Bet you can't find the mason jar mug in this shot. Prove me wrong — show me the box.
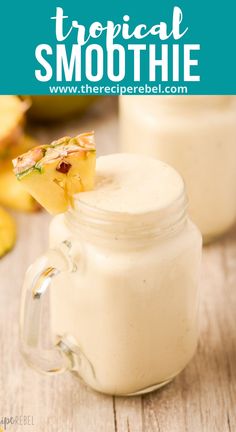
[20,154,202,396]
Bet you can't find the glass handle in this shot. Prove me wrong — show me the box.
[20,240,76,375]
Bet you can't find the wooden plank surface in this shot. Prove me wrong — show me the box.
[0,97,236,431]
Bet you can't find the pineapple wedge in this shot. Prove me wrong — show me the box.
[13,132,96,214]
[0,206,16,258]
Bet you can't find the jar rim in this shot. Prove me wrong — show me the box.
[65,188,188,240]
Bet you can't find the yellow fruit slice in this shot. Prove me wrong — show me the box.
[0,207,16,258]
[0,96,27,158]
[13,131,96,214]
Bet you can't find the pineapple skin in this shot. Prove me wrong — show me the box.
[13,132,96,214]
[0,207,16,258]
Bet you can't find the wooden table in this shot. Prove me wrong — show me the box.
[0,97,235,432]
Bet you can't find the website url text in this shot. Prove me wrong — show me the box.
[49,84,188,95]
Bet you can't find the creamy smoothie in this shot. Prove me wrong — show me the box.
[49,154,202,395]
[120,96,236,242]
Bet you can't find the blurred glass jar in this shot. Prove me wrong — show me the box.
[120,96,236,243]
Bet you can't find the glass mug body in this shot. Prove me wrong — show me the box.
[120,95,236,243]
[21,190,202,396]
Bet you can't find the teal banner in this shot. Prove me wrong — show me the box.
[0,0,235,94]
